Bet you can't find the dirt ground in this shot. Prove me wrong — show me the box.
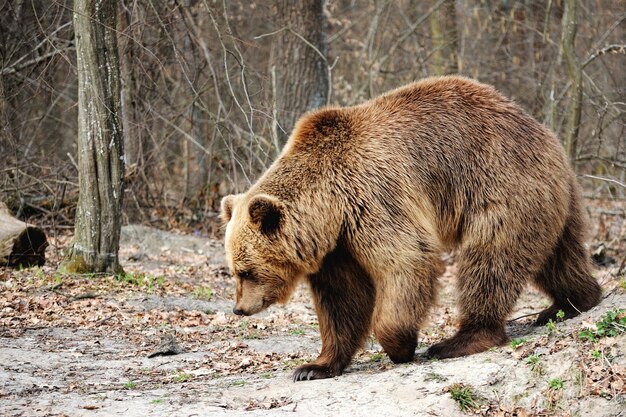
[1,225,625,417]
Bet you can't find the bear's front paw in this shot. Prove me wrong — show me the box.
[293,363,339,382]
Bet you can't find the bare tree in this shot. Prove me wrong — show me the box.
[561,0,583,166]
[1,1,624,232]
[272,0,329,146]
[61,0,124,274]
[117,2,140,173]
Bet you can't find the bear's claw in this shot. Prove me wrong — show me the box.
[292,364,337,382]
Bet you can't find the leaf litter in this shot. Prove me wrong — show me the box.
[0,224,625,416]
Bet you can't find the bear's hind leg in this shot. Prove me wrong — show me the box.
[427,244,527,359]
[533,193,602,325]
[294,246,375,381]
[372,261,438,364]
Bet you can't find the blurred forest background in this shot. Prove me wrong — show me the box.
[0,0,624,242]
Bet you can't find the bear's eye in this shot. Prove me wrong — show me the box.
[238,270,255,282]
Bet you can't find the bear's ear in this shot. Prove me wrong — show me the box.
[248,194,283,235]
[220,194,239,223]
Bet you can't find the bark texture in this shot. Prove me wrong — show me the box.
[273,0,329,146]
[428,0,458,75]
[63,0,124,273]
[561,0,582,166]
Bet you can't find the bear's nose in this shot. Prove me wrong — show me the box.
[233,307,245,316]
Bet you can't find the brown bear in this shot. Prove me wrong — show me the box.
[220,76,602,381]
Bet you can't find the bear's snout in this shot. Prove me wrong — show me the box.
[232,307,247,316]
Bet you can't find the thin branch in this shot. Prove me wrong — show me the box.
[0,20,72,72]
[376,0,446,70]
[582,44,626,69]
[555,9,626,103]
[253,27,288,40]
[508,312,540,322]
[254,26,334,103]
[152,112,212,156]
[177,0,226,114]
[577,155,626,170]
[0,47,75,76]
[581,175,626,189]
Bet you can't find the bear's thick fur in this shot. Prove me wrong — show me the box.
[221,76,602,381]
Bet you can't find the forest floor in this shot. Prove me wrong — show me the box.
[1,223,625,417]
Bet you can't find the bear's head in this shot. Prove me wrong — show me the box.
[221,193,305,316]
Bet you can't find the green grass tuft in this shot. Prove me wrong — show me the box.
[173,372,193,383]
[510,338,526,349]
[548,377,564,390]
[123,380,137,390]
[448,383,481,412]
[525,354,545,376]
[193,286,213,300]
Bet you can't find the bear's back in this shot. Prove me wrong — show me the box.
[363,76,561,158]
[288,77,565,170]
[271,76,573,247]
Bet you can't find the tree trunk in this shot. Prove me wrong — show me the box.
[428,0,458,75]
[0,75,7,159]
[118,2,140,172]
[182,0,208,201]
[186,101,208,201]
[561,0,582,167]
[0,202,47,267]
[273,0,329,147]
[61,0,124,274]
